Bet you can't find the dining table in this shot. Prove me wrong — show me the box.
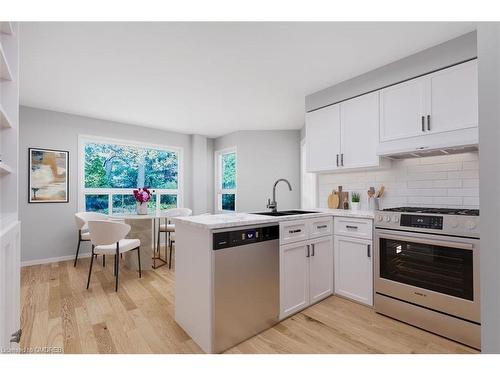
[109,212,168,270]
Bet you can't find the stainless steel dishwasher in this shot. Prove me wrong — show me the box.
[212,224,280,353]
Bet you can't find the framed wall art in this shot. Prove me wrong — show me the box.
[29,148,69,203]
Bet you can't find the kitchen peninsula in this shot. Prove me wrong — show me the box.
[173,209,374,353]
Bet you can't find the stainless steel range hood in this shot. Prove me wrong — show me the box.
[376,127,479,159]
[382,145,479,160]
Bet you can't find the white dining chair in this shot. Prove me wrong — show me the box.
[74,212,109,267]
[86,220,141,292]
[158,208,192,269]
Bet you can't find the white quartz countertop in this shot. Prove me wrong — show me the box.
[171,208,374,230]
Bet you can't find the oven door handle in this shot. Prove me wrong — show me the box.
[379,233,474,251]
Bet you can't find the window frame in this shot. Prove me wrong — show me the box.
[78,134,184,215]
[214,147,237,213]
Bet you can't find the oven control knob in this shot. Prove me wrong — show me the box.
[376,215,383,222]
[385,216,391,222]
[466,220,477,230]
[393,216,399,223]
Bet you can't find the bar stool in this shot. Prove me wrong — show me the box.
[157,208,192,269]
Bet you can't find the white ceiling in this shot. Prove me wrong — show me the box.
[20,22,476,137]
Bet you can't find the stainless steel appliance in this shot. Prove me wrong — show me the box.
[212,224,279,353]
[374,207,480,349]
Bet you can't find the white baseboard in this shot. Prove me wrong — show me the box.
[21,252,93,267]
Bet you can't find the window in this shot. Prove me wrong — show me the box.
[215,148,237,212]
[79,136,182,214]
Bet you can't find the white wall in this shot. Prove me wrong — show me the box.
[478,23,500,354]
[317,152,479,210]
[306,31,477,111]
[19,106,194,264]
[191,135,214,215]
[214,130,301,212]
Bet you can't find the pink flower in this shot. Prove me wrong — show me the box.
[133,188,152,203]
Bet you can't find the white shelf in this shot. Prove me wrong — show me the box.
[0,41,13,81]
[0,104,13,129]
[0,162,13,176]
[0,22,14,36]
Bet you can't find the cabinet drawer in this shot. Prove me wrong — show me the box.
[334,217,373,240]
[280,220,309,245]
[309,217,333,239]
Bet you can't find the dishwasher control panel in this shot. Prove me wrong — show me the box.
[213,225,279,250]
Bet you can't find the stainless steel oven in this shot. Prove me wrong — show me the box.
[373,208,480,349]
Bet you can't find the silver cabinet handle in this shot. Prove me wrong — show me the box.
[306,245,310,258]
[421,116,425,132]
[311,243,315,257]
[341,153,344,166]
[10,329,22,343]
[427,115,431,131]
[367,244,371,258]
[289,229,301,234]
[346,225,358,230]
[317,225,327,229]
[336,154,339,167]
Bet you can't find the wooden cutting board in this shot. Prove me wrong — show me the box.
[328,191,339,209]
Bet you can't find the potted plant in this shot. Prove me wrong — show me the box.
[351,192,361,211]
[133,188,152,215]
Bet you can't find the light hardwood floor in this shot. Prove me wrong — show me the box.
[20,257,478,354]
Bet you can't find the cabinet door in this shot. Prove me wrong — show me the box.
[428,60,478,134]
[340,92,380,168]
[334,235,373,306]
[0,223,21,350]
[305,104,341,172]
[379,77,427,142]
[309,236,334,304]
[280,241,310,319]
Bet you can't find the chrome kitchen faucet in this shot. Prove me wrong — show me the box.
[267,178,292,212]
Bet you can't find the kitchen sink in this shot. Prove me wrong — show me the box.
[253,210,320,217]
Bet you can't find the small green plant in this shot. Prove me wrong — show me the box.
[351,192,360,203]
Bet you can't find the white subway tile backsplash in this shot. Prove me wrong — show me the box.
[463,197,480,206]
[447,170,479,179]
[447,188,479,197]
[463,179,480,188]
[463,160,480,170]
[405,171,448,181]
[434,197,463,206]
[407,162,461,173]
[317,152,479,210]
[432,179,462,188]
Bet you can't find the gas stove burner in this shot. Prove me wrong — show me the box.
[382,207,479,216]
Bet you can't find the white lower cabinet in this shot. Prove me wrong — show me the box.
[280,235,333,319]
[309,236,334,304]
[334,235,373,306]
[0,222,21,351]
[280,241,310,318]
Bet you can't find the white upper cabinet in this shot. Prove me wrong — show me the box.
[306,104,341,172]
[341,92,380,168]
[379,60,478,144]
[379,76,428,142]
[428,60,478,134]
[306,92,384,173]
